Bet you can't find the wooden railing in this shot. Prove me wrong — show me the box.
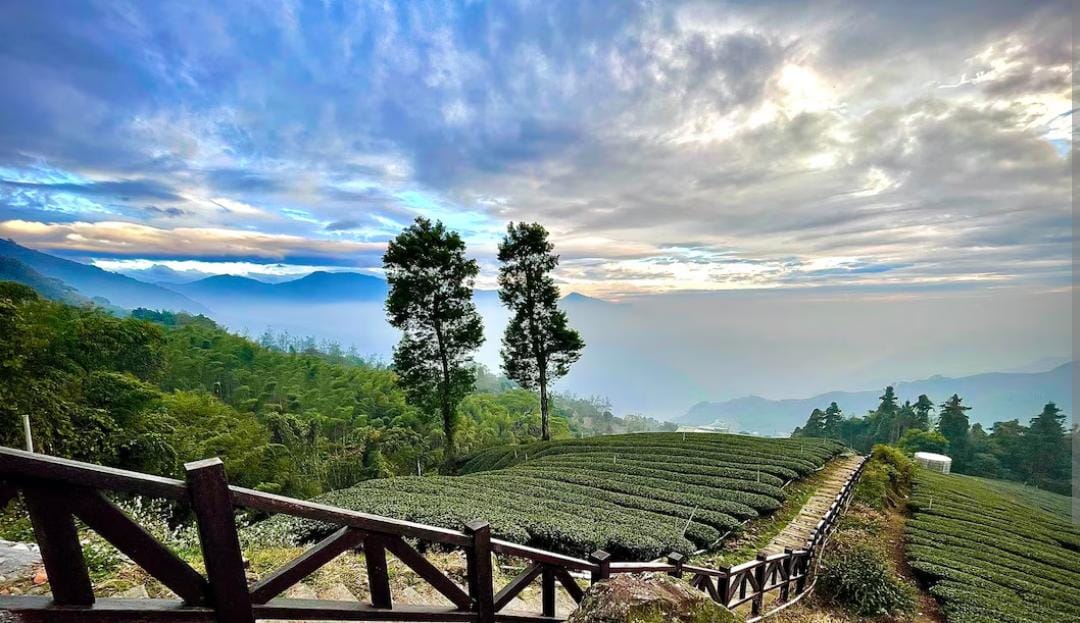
[0,447,866,622]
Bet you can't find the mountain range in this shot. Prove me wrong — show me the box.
[677,362,1074,434]
[0,239,207,313]
[169,271,388,303]
[0,239,1072,432]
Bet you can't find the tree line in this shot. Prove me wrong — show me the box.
[0,276,647,498]
[384,218,584,459]
[792,386,1073,494]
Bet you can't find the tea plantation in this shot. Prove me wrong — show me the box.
[265,433,844,559]
[905,470,1080,623]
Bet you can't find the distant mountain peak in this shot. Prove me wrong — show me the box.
[0,239,207,313]
[173,269,387,304]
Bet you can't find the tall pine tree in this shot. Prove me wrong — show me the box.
[384,217,484,459]
[937,394,971,464]
[823,402,843,439]
[497,222,584,441]
[912,394,935,430]
[1026,402,1068,490]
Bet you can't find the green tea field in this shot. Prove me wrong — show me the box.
[905,470,1080,623]
[267,433,845,559]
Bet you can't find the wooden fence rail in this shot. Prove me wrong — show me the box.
[0,447,866,622]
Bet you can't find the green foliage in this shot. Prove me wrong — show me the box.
[897,428,949,455]
[384,217,485,458]
[817,534,917,617]
[793,385,1072,495]
[905,471,1080,623]
[497,222,584,440]
[0,286,167,465]
[937,394,970,464]
[0,287,435,497]
[261,433,844,559]
[854,445,914,510]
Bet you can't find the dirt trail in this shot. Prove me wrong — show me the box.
[761,455,863,555]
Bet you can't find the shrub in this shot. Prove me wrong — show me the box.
[855,444,914,510]
[817,537,916,617]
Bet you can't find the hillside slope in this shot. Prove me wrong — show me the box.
[905,471,1079,623]
[0,239,206,312]
[0,257,88,305]
[262,434,845,559]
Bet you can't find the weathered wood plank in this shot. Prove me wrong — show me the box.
[0,447,186,500]
[249,526,366,604]
[384,536,471,610]
[551,568,583,604]
[541,567,555,618]
[229,486,471,547]
[364,534,393,609]
[0,596,213,622]
[71,490,209,605]
[493,563,542,611]
[465,520,496,623]
[22,486,94,606]
[185,458,254,623]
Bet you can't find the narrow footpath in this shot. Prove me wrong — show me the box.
[761,455,863,555]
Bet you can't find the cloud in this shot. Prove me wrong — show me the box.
[0,1,1070,296]
[0,219,384,263]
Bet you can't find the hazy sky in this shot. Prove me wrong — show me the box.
[0,1,1071,299]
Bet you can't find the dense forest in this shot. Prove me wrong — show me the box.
[0,281,669,498]
[792,386,1073,494]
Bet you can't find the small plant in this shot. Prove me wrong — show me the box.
[816,537,916,617]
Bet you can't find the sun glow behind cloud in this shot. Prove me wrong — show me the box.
[0,1,1069,298]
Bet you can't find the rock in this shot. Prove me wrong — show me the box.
[284,583,318,599]
[396,586,426,605]
[116,585,149,599]
[318,583,357,602]
[567,573,738,623]
[30,568,46,586]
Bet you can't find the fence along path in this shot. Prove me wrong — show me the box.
[0,446,865,622]
[763,455,864,555]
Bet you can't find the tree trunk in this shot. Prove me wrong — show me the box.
[539,366,550,441]
[432,308,454,461]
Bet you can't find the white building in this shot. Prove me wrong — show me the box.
[914,452,952,474]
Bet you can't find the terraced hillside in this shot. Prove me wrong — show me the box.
[905,470,1080,623]
[267,433,845,560]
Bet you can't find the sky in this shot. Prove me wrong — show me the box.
[0,0,1072,299]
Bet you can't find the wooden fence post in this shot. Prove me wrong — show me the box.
[185,458,255,623]
[364,534,393,609]
[541,566,556,617]
[23,487,94,606]
[465,520,495,623]
[589,550,611,583]
[715,565,731,607]
[779,548,793,601]
[666,552,684,578]
[751,552,767,616]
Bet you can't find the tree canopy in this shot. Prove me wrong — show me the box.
[384,217,485,458]
[497,222,585,440]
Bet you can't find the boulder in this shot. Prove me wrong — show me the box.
[567,573,738,623]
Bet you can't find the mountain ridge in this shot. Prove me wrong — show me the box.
[0,239,208,313]
[170,270,388,303]
[677,362,1074,435]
